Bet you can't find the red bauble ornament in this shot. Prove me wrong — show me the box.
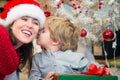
[80,29,87,37]
[98,5,102,9]
[44,11,51,17]
[103,30,114,41]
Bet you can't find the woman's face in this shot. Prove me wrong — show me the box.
[11,16,40,45]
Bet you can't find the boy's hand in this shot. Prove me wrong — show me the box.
[105,68,113,75]
[44,71,55,80]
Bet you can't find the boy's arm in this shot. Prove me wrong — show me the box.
[29,55,42,80]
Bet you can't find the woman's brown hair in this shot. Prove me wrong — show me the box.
[6,25,33,74]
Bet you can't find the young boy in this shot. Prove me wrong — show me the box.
[29,16,112,80]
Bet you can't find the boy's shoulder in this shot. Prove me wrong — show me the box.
[60,50,86,60]
[34,52,43,56]
[65,50,85,56]
[32,52,44,61]
[33,51,47,58]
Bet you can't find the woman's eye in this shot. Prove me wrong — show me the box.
[33,21,39,25]
[21,17,27,21]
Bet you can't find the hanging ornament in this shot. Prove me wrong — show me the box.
[102,29,114,41]
[80,29,87,37]
[56,0,64,8]
[44,11,51,17]
[98,1,103,9]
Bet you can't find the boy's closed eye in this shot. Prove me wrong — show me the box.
[39,28,46,33]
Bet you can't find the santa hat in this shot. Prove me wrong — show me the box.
[0,0,46,28]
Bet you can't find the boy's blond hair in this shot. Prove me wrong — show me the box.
[45,16,80,51]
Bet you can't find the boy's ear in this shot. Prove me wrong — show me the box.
[52,40,60,46]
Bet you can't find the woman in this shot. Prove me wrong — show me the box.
[0,0,46,80]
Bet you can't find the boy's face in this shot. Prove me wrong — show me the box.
[37,24,53,48]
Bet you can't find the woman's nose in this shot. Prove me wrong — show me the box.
[26,20,33,28]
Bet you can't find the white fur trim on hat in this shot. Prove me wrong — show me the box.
[0,18,6,26]
[5,4,46,28]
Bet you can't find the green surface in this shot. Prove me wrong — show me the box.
[57,74,118,80]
